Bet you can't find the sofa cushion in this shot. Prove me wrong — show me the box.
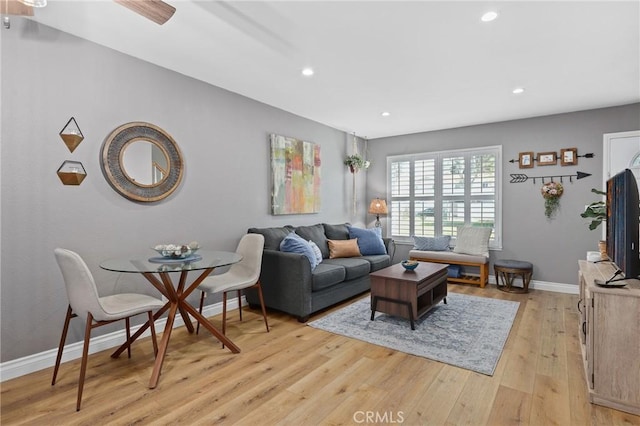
[453,225,492,257]
[323,223,350,240]
[348,226,387,255]
[248,225,294,251]
[295,224,329,259]
[413,235,451,251]
[310,263,346,292]
[361,254,391,272]
[280,232,318,270]
[322,258,370,280]
[328,239,361,258]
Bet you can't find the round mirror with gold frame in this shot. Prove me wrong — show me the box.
[101,122,184,202]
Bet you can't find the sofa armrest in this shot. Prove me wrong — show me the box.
[383,238,396,262]
[256,249,313,318]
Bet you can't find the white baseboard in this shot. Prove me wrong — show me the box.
[529,280,579,294]
[487,275,579,294]
[0,298,241,383]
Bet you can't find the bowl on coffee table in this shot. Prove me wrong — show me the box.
[401,260,419,271]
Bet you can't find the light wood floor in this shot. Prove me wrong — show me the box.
[2,285,640,425]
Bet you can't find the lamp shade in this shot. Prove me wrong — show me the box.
[368,198,388,215]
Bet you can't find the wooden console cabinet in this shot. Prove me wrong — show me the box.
[578,260,640,415]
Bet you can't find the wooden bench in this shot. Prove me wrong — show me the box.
[408,250,489,288]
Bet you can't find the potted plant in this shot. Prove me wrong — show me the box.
[581,188,607,259]
[580,188,606,230]
[344,154,367,173]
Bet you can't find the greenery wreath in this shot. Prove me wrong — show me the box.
[541,181,564,218]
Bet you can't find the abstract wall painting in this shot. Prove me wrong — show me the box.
[270,134,321,215]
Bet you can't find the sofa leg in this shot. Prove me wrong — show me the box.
[297,315,309,323]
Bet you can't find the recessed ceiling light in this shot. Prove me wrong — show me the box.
[381,111,391,117]
[512,87,525,94]
[481,11,498,22]
[301,67,314,77]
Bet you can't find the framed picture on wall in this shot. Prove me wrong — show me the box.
[561,147,578,166]
[270,134,321,215]
[518,152,534,169]
[537,152,557,166]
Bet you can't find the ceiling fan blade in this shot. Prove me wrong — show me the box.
[114,0,175,25]
[1,0,34,16]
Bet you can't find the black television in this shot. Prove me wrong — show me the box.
[605,168,640,282]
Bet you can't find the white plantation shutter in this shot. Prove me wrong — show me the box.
[388,146,502,249]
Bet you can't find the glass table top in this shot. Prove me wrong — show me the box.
[100,249,242,273]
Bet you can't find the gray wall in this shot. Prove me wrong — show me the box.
[2,18,638,364]
[0,20,368,362]
[367,103,640,284]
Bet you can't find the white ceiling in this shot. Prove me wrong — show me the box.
[24,0,640,139]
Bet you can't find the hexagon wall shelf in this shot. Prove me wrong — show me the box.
[57,161,86,185]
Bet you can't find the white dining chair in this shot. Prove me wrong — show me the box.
[196,234,269,338]
[52,248,165,411]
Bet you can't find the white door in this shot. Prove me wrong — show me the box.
[604,130,640,187]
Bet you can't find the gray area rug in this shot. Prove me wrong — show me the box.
[308,293,519,375]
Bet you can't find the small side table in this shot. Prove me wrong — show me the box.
[494,259,533,293]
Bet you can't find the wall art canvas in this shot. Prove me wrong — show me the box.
[270,134,321,215]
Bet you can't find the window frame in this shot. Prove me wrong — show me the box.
[386,145,502,250]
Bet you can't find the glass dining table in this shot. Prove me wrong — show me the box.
[100,249,242,388]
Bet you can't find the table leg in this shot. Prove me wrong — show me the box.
[111,271,171,358]
[181,302,241,353]
[149,300,179,389]
[370,295,415,330]
[370,296,379,321]
[113,267,240,388]
[162,271,194,333]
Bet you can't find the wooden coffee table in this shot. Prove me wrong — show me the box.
[370,262,449,330]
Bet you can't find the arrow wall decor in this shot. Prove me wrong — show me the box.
[509,171,592,184]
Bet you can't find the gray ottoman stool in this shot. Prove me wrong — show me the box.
[494,259,533,293]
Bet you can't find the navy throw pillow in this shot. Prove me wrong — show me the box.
[347,226,387,256]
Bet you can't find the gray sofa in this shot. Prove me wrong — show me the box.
[245,223,395,322]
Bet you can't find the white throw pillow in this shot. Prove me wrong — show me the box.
[308,240,323,264]
[453,226,492,257]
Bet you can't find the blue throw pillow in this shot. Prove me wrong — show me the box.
[413,235,451,251]
[347,226,387,256]
[280,232,318,270]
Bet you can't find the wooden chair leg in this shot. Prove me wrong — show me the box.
[255,281,269,333]
[222,292,228,336]
[52,305,74,386]
[196,291,205,335]
[221,292,228,349]
[77,314,93,411]
[148,311,158,357]
[125,318,131,359]
[237,290,242,321]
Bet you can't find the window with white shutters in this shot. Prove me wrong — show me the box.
[387,146,502,249]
